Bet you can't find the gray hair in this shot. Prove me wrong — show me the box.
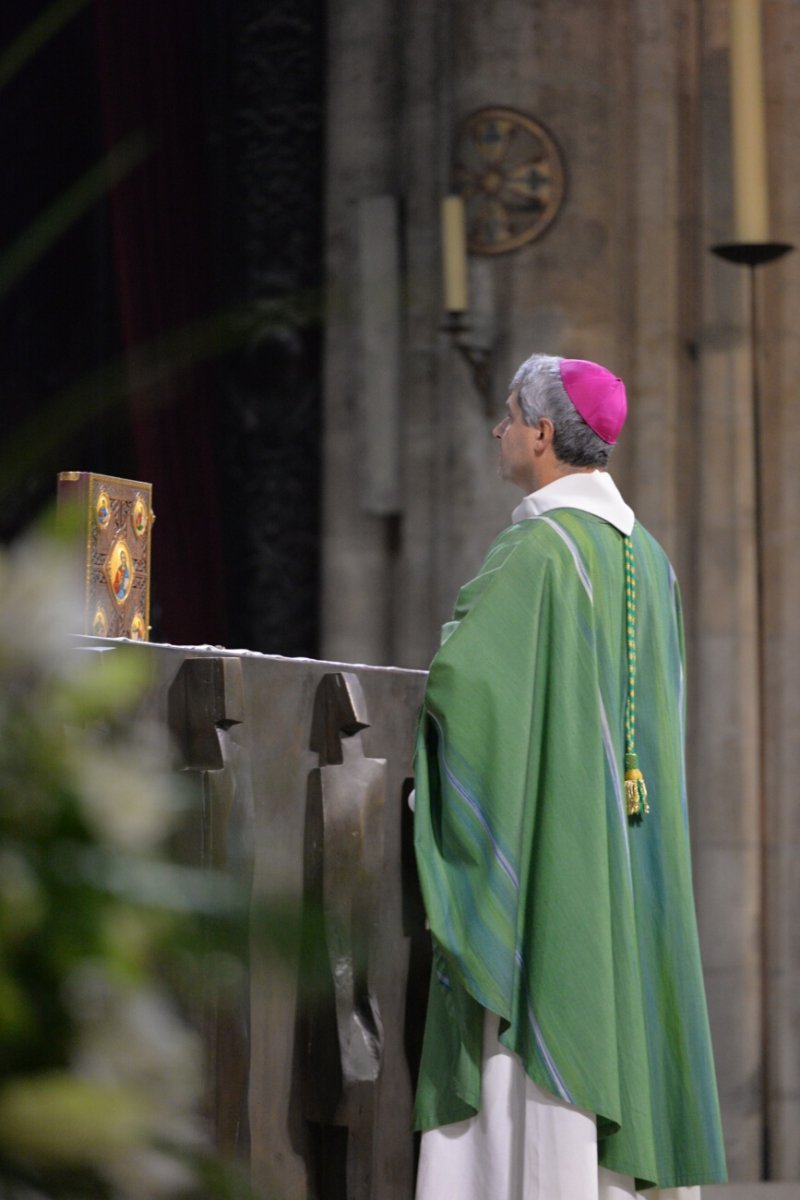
[511,353,611,468]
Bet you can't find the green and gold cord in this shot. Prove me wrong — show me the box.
[623,535,649,817]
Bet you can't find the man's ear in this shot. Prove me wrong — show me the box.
[536,416,555,448]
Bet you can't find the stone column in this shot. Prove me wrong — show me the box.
[757,1,800,1178]
[323,0,407,667]
[692,1,800,1179]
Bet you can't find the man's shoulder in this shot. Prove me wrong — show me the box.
[494,510,679,591]
[511,509,672,560]
[480,511,614,595]
[498,508,621,557]
[630,521,679,586]
[485,514,578,566]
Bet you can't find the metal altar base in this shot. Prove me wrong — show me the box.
[77,635,428,1200]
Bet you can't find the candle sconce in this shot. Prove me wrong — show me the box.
[711,242,793,268]
[441,310,496,416]
[440,192,496,414]
[440,108,567,415]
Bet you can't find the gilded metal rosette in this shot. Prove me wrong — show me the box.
[454,107,566,255]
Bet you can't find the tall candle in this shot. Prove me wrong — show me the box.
[441,195,468,313]
[730,0,769,242]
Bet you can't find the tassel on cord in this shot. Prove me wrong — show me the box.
[623,537,650,818]
[624,752,649,818]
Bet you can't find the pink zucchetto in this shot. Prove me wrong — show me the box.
[559,358,627,445]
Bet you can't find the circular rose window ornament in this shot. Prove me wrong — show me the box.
[455,107,566,256]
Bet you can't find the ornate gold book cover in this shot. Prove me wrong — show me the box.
[57,471,155,641]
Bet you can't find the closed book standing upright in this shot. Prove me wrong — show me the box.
[57,471,155,641]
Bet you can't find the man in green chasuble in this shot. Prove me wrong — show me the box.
[412,354,726,1200]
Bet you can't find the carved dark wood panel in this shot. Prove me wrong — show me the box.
[203,0,326,658]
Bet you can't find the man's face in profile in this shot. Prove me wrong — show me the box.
[492,388,539,492]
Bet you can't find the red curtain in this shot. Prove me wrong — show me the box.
[93,1,227,646]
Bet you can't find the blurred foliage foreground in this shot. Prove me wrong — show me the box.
[0,531,264,1200]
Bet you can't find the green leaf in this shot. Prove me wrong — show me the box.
[0,131,150,303]
[0,0,90,91]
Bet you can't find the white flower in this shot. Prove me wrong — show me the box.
[103,1144,198,1199]
[0,538,83,675]
[67,971,207,1198]
[72,981,203,1128]
[68,724,182,853]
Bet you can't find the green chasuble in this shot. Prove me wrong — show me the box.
[413,509,727,1190]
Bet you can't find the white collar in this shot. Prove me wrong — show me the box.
[511,470,635,535]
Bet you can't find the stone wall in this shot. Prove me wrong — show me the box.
[322,0,800,1181]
